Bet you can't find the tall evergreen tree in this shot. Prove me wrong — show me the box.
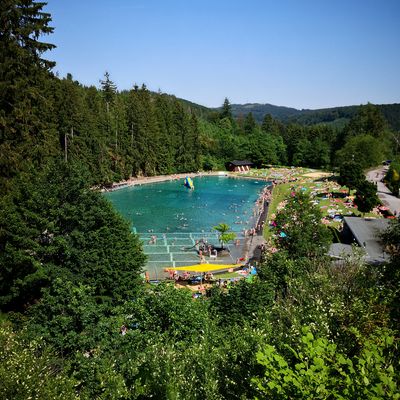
[243,112,257,135]
[0,162,145,311]
[173,101,193,172]
[220,97,233,121]
[154,94,176,174]
[100,71,117,114]
[345,103,388,138]
[261,114,281,136]
[52,75,85,163]
[0,0,57,192]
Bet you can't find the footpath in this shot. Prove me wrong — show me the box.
[367,167,400,216]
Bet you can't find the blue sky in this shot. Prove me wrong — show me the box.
[45,0,400,109]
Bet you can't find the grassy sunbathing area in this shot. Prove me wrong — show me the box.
[239,167,385,240]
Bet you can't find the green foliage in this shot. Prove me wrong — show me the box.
[354,179,380,214]
[27,279,110,355]
[0,323,78,399]
[245,130,287,167]
[336,134,388,169]
[0,162,145,310]
[213,222,236,248]
[345,103,388,138]
[210,279,274,325]
[338,160,365,193]
[384,160,400,196]
[273,191,332,258]
[254,327,399,399]
[382,218,400,260]
[381,218,400,326]
[121,283,209,343]
[100,71,117,109]
[266,251,393,351]
[0,0,57,191]
[220,97,233,121]
[258,251,297,297]
[243,112,257,135]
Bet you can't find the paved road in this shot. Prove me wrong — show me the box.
[367,166,400,216]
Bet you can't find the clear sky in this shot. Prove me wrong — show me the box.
[45,0,400,109]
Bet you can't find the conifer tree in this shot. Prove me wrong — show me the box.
[220,97,233,121]
[261,114,281,136]
[243,112,257,135]
[0,0,57,192]
[100,71,117,114]
[53,75,84,163]
[154,95,176,174]
[0,162,145,311]
[173,101,193,172]
[345,103,388,138]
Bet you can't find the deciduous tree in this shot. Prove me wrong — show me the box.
[354,179,380,214]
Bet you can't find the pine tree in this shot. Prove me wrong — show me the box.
[173,101,193,172]
[345,103,388,138]
[0,161,146,311]
[100,71,117,114]
[261,114,281,136]
[154,94,176,174]
[52,75,84,163]
[0,0,57,192]
[243,112,257,135]
[220,97,233,121]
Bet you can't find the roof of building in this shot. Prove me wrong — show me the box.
[343,217,390,264]
[228,160,254,166]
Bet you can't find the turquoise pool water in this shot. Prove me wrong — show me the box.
[105,176,268,234]
[104,176,270,277]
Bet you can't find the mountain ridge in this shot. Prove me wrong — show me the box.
[206,101,400,130]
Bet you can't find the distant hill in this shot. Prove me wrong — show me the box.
[229,103,302,121]
[380,104,400,131]
[223,102,400,131]
[177,97,211,118]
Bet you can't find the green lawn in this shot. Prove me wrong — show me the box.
[263,182,291,239]
[259,168,382,239]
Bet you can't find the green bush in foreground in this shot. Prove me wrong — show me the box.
[254,327,399,400]
[0,162,145,311]
[0,324,77,399]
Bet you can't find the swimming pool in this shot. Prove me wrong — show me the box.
[105,175,270,277]
[105,176,268,233]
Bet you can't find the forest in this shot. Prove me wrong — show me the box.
[1,1,399,398]
[227,102,400,131]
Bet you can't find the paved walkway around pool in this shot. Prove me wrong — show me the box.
[367,167,400,216]
[246,234,266,264]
